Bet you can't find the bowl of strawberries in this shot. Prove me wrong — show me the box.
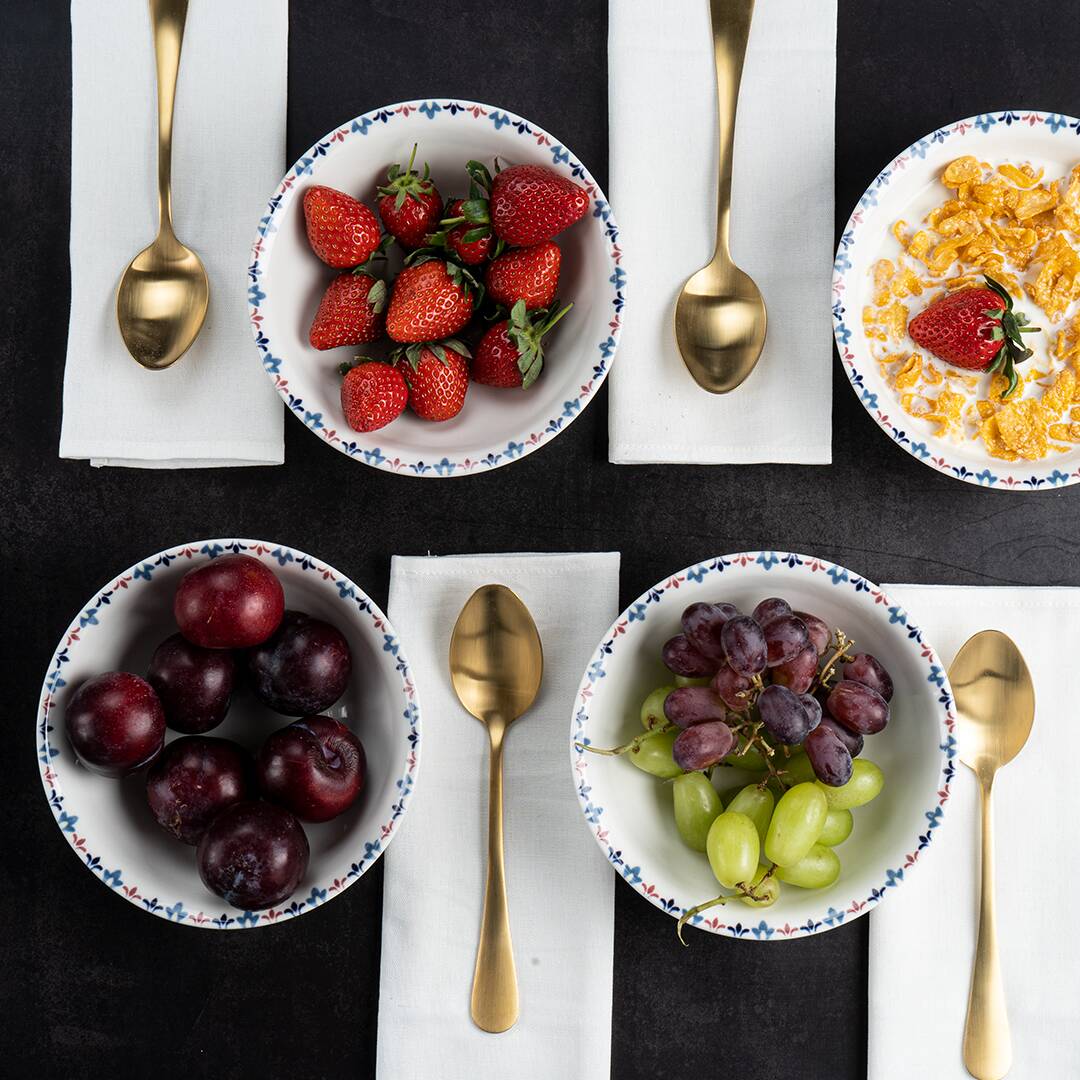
[249,99,623,476]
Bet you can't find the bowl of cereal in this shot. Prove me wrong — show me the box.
[834,110,1080,490]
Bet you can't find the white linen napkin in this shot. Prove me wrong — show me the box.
[61,0,286,468]
[869,585,1080,1079]
[607,0,836,464]
[377,553,619,1080]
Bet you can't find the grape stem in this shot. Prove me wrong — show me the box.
[574,723,673,757]
[813,628,856,693]
[676,868,779,946]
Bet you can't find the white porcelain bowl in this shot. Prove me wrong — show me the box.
[250,99,623,477]
[37,540,420,929]
[571,552,955,940]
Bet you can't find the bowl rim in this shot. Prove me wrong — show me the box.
[248,97,624,478]
[832,108,1080,492]
[570,550,956,940]
[36,538,421,930]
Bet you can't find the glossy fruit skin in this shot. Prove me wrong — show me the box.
[819,713,864,757]
[247,610,352,716]
[147,633,236,734]
[396,344,469,421]
[763,614,810,667]
[662,686,727,728]
[672,772,722,851]
[257,716,366,823]
[472,321,525,388]
[302,186,380,268]
[827,679,890,735]
[377,185,442,249]
[672,720,735,771]
[721,615,768,677]
[842,653,894,701]
[443,200,494,265]
[174,554,285,650]
[66,672,166,777]
[385,261,473,343]
[340,361,409,433]
[309,272,386,350]
[681,601,738,664]
[484,241,560,310]
[197,801,309,910]
[771,642,818,694]
[803,723,854,787]
[146,736,254,844]
[662,634,715,678]
[796,611,831,655]
[711,663,753,711]
[908,285,1009,371]
[757,683,815,744]
[490,164,589,246]
[627,728,682,779]
[751,597,792,627]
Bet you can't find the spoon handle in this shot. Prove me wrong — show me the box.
[707,0,755,259]
[963,777,1012,1079]
[148,0,189,236]
[471,722,518,1033]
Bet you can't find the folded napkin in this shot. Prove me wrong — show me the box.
[378,553,619,1080]
[607,0,836,464]
[60,0,286,468]
[869,585,1080,1079]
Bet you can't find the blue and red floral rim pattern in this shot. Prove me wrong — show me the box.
[37,540,421,930]
[572,552,956,940]
[249,99,624,476]
[833,109,1080,491]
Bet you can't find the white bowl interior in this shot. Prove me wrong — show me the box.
[39,541,417,926]
[256,103,618,471]
[837,112,1080,487]
[574,556,951,937]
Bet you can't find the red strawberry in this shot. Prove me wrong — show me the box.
[472,300,572,389]
[394,340,470,421]
[485,242,560,310]
[340,361,408,432]
[303,185,380,268]
[440,199,495,265]
[377,145,443,249]
[385,258,477,343]
[908,274,1037,397]
[450,161,589,247]
[309,271,387,350]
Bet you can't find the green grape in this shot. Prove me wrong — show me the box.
[706,811,760,888]
[774,843,841,889]
[819,808,853,846]
[627,728,683,779]
[818,758,884,810]
[721,744,768,771]
[765,782,828,867]
[674,674,711,688]
[672,773,722,852]
[640,685,677,731]
[739,864,780,908]
[782,752,816,785]
[725,784,775,857]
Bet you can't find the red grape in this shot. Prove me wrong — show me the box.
[827,680,889,735]
[757,684,815,744]
[820,713,863,757]
[771,643,818,693]
[711,663,753,711]
[681,602,738,663]
[663,686,727,728]
[662,634,716,678]
[799,692,823,733]
[752,597,792,627]
[795,611,831,655]
[842,652,894,702]
[804,723,854,786]
[721,616,767,677]
[764,614,810,667]
[672,721,735,771]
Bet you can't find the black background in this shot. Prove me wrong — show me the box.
[3,2,1078,1077]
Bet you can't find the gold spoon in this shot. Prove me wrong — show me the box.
[449,585,543,1034]
[674,0,766,393]
[117,0,208,370]
[949,630,1035,1080]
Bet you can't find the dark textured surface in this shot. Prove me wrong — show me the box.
[2,1,1078,1077]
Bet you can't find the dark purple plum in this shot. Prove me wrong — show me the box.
[661,634,716,678]
[257,716,365,823]
[771,643,818,693]
[680,602,739,663]
[147,633,236,734]
[146,736,254,844]
[66,672,165,778]
[764,614,810,667]
[175,554,284,650]
[804,724,854,786]
[197,801,309,910]
[247,611,352,716]
[757,684,815,745]
[827,680,890,735]
[751,597,792,628]
[711,664,753,711]
[672,721,735,771]
[842,653,894,702]
[795,611,831,656]
[820,713,864,757]
[663,686,727,729]
[721,616,767,677]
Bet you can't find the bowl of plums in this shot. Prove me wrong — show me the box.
[572,552,954,941]
[37,540,419,928]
